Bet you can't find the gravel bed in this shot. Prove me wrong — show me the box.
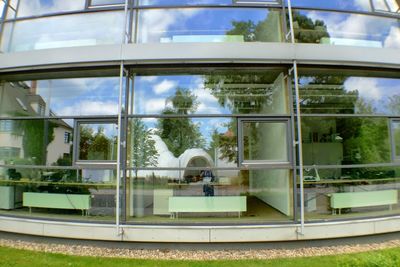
[1,238,400,260]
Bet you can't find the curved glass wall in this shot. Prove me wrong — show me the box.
[1,65,400,225]
[1,0,400,52]
[297,67,400,222]
[127,68,294,224]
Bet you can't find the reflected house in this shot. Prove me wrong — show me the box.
[0,81,72,165]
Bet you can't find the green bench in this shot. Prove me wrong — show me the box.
[330,190,398,215]
[168,196,247,218]
[23,192,91,215]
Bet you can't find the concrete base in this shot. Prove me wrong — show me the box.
[1,215,400,242]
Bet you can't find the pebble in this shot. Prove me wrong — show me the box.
[1,238,400,260]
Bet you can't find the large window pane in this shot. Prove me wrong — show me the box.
[291,0,372,12]
[138,8,283,43]
[0,166,116,221]
[297,69,400,115]
[301,117,391,165]
[242,121,288,163]
[0,119,73,166]
[16,0,85,18]
[0,73,120,117]
[128,117,237,168]
[77,122,118,162]
[1,11,124,52]
[292,9,400,48]
[301,166,400,221]
[132,69,288,115]
[127,168,293,224]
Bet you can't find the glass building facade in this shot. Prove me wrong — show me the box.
[0,0,399,241]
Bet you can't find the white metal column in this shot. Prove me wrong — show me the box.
[287,0,305,234]
[116,0,130,236]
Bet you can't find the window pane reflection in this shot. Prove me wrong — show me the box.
[302,166,400,221]
[291,0,371,12]
[138,8,283,43]
[0,166,116,221]
[302,117,391,165]
[127,168,293,223]
[1,11,124,52]
[0,76,120,117]
[78,122,118,161]
[293,9,400,48]
[127,118,237,168]
[16,0,85,18]
[0,119,73,166]
[139,0,232,6]
[298,69,400,115]
[133,70,288,115]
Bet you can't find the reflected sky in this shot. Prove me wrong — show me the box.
[134,75,230,115]
[138,8,281,43]
[299,75,400,115]
[291,0,371,11]
[17,0,85,18]
[2,11,124,52]
[36,78,120,117]
[295,9,400,48]
[139,0,232,6]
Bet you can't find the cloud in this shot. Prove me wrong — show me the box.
[153,79,177,95]
[384,27,400,49]
[139,9,200,43]
[144,98,168,113]
[18,0,85,17]
[344,77,382,100]
[139,76,158,83]
[57,100,118,116]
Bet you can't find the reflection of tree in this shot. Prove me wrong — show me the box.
[299,75,358,114]
[13,120,55,165]
[291,11,330,43]
[130,119,158,176]
[227,10,282,42]
[208,125,237,163]
[157,88,205,157]
[79,125,115,160]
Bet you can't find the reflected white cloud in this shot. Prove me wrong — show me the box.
[139,9,200,43]
[57,100,118,116]
[305,10,397,47]
[144,98,169,113]
[3,11,124,52]
[139,76,158,83]
[384,27,400,49]
[17,0,85,17]
[153,79,178,95]
[345,77,382,100]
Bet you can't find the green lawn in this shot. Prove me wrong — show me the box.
[0,245,400,267]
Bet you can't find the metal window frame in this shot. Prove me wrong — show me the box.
[73,118,119,166]
[390,118,400,162]
[237,117,293,168]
